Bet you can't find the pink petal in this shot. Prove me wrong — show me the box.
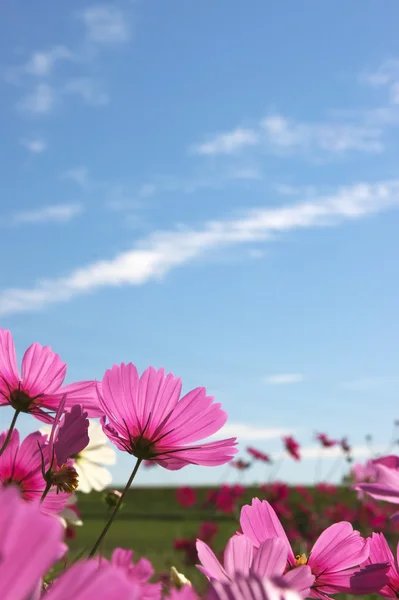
[161,388,227,445]
[136,366,182,436]
[283,565,315,596]
[55,405,89,466]
[0,429,21,480]
[350,563,391,595]
[0,486,64,600]
[208,574,302,600]
[45,560,140,600]
[100,363,140,432]
[251,538,288,578]
[196,540,229,583]
[240,498,295,564]
[21,343,66,397]
[0,328,20,397]
[156,438,237,469]
[224,535,253,578]
[58,380,103,417]
[309,522,369,574]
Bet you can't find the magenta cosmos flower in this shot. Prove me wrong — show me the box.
[283,436,301,461]
[98,363,237,469]
[197,534,314,597]
[104,548,161,600]
[0,327,101,423]
[0,429,69,514]
[240,498,373,599]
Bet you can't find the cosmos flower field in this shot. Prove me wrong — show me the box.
[1,326,399,599]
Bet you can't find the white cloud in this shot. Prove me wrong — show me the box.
[17,84,55,115]
[63,78,109,106]
[63,167,91,188]
[339,377,399,391]
[212,423,293,441]
[80,5,130,44]
[1,179,399,315]
[263,373,304,385]
[261,114,383,155]
[25,46,73,76]
[247,248,265,260]
[11,204,83,225]
[362,59,399,88]
[191,127,259,155]
[20,138,47,154]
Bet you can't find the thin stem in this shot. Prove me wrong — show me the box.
[325,456,342,482]
[314,450,323,483]
[88,458,142,558]
[268,455,284,483]
[40,481,52,503]
[0,410,20,456]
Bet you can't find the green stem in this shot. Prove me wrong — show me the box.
[0,410,20,456]
[88,458,142,558]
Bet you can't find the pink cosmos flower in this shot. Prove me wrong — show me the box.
[247,447,272,462]
[0,327,101,423]
[350,533,396,597]
[240,498,372,599]
[177,486,197,508]
[231,459,251,470]
[98,363,237,469]
[43,397,89,494]
[0,429,69,514]
[45,560,140,600]
[107,548,161,600]
[283,436,301,461]
[196,534,314,596]
[316,433,338,448]
[208,574,303,600]
[0,485,65,600]
[355,460,399,518]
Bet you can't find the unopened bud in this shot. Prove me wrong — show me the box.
[170,566,192,589]
[102,489,123,509]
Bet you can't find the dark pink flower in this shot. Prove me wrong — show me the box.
[247,447,271,463]
[199,522,219,543]
[283,436,300,461]
[98,364,237,469]
[176,486,196,508]
[0,328,101,423]
[231,459,251,470]
[108,548,161,600]
[316,433,338,448]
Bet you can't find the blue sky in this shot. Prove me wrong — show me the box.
[1,1,399,486]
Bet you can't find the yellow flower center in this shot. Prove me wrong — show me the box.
[295,553,308,566]
[51,464,79,494]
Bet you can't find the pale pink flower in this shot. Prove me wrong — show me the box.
[0,485,65,600]
[240,498,370,599]
[98,363,237,469]
[107,548,161,599]
[0,327,101,422]
[207,574,303,600]
[196,535,314,596]
[0,429,69,514]
[355,461,399,519]
[45,560,141,600]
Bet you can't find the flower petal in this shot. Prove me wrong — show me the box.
[196,540,229,583]
[0,328,20,399]
[21,343,66,397]
[224,535,253,578]
[309,522,369,574]
[251,538,288,578]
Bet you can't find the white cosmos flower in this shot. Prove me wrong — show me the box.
[59,493,83,527]
[74,420,116,493]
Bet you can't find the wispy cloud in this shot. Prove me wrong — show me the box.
[17,84,55,115]
[63,78,109,106]
[213,423,293,441]
[263,373,304,385]
[261,114,383,156]
[20,138,47,154]
[62,167,91,188]
[79,5,131,44]
[339,377,399,392]
[25,46,73,77]
[10,204,83,225]
[1,179,399,315]
[191,127,259,155]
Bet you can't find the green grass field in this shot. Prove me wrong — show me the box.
[68,486,381,597]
